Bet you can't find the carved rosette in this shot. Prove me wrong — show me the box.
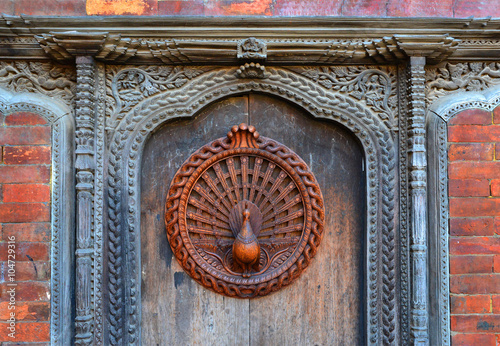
[165,124,324,298]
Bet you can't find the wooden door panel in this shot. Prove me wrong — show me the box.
[248,94,365,345]
[141,94,365,345]
[141,96,250,345]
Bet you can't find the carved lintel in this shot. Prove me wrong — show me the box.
[408,55,429,345]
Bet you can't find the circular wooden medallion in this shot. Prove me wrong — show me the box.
[165,124,325,298]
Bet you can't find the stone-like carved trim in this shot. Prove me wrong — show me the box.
[408,56,429,344]
[0,61,76,106]
[74,56,96,345]
[288,65,398,127]
[426,84,500,346]
[104,66,398,345]
[0,87,75,345]
[397,63,410,345]
[93,62,106,346]
[426,62,500,105]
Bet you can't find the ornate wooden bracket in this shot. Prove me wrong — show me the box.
[165,123,325,298]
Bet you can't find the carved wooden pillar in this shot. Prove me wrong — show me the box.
[74,56,96,345]
[408,55,429,345]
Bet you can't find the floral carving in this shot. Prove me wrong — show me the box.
[426,62,500,103]
[0,61,76,105]
[106,65,211,129]
[291,66,398,126]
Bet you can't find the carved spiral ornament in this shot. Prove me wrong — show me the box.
[165,123,325,298]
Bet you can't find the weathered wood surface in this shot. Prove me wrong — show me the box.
[141,94,365,345]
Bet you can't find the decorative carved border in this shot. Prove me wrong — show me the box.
[426,83,500,346]
[0,87,75,346]
[103,65,398,345]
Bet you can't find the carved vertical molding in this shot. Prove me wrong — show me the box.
[74,56,96,345]
[408,56,429,345]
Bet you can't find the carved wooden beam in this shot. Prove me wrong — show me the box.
[1,16,499,63]
[30,31,461,65]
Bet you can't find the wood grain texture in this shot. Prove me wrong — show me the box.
[248,93,365,345]
[141,93,365,345]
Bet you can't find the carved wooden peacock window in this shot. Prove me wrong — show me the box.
[165,123,325,298]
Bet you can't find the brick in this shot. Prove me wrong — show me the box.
[2,223,50,242]
[451,314,500,333]
[3,146,50,165]
[453,0,500,18]
[492,180,500,197]
[0,0,14,15]
[449,162,500,180]
[86,0,158,15]
[450,274,500,294]
[450,198,500,217]
[0,166,50,184]
[450,237,500,255]
[496,143,499,160]
[449,108,493,125]
[13,0,86,16]
[496,218,500,235]
[450,218,496,236]
[0,127,50,145]
[341,0,387,16]
[0,302,49,321]
[0,203,50,223]
[387,0,453,17]
[3,184,50,203]
[493,295,500,313]
[450,255,494,274]
[495,255,500,273]
[495,106,500,124]
[0,242,49,261]
[449,179,490,197]
[271,0,342,16]
[0,282,50,301]
[451,333,496,346]
[448,143,494,161]
[0,261,50,281]
[0,322,49,342]
[4,112,47,126]
[448,125,500,142]
[450,295,491,314]
[158,0,204,15]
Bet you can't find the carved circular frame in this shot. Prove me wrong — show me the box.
[165,127,325,298]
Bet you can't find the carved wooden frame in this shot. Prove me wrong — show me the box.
[4,17,500,346]
[0,87,75,345]
[103,65,398,345]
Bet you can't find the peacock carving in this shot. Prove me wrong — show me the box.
[165,123,325,298]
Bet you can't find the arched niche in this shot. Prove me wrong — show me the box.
[140,93,366,344]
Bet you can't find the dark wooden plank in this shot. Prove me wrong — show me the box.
[140,96,250,345]
[248,93,365,345]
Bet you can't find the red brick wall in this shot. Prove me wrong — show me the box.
[449,107,500,346]
[0,0,498,17]
[0,112,51,344]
